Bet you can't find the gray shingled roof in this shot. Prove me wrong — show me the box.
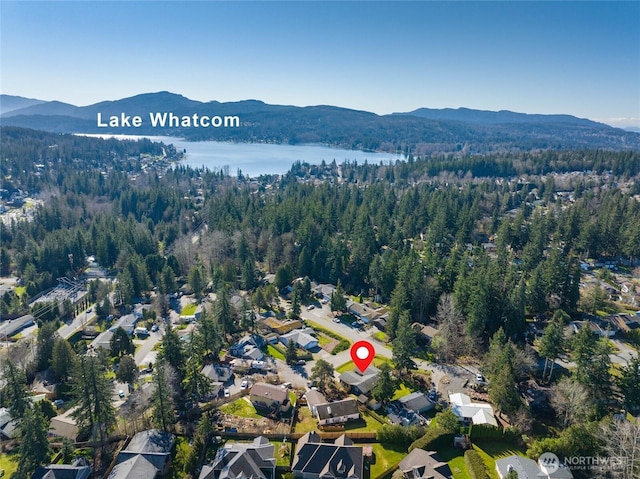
[316,399,359,421]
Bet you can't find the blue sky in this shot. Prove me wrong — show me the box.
[1,1,639,127]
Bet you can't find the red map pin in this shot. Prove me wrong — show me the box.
[350,340,375,372]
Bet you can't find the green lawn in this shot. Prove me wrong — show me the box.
[473,440,527,479]
[295,407,318,433]
[391,382,414,401]
[220,398,263,419]
[371,331,388,343]
[170,436,192,479]
[344,410,385,432]
[267,344,285,361]
[181,303,197,316]
[336,356,391,374]
[438,446,471,479]
[369,443,407,479]
[0,452,19,478]
[275,441,292,467]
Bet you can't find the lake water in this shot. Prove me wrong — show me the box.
[80,134,405,177]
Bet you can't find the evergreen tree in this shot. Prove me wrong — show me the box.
[392,311,417,372]
[1,359,30,420]
[215,285,235,335]
[290,285,301,319]
[618,355,640,412]
[116,355,138,385]
[110,326,135,357]
[371,363,396,404]
[36,321,58,371]
[188,264,206,299]
[330,279,347,313]
[51,338,76,381]
[159,323,185,379]
[285,339,298,365]
[16,406,51,477]
[71,354,116,454]
[310,359,335,393]
[538,314,565,382]
[152,361,177,432]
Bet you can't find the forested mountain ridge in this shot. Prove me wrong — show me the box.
[2,92,639,153]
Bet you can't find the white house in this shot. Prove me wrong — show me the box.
[449,393,498,427]
[280,329,319,350]
[315,399,360,426]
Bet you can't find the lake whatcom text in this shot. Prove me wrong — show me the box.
[97,112,241,128]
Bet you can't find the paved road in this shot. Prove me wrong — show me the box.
[58,307,97,340]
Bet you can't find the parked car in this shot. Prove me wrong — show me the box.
[476,373,486,383]
[332,317,341,323]
[151,324,159,332]
[118,390,125,398]
[224,389,230,397]
[240,380,248,389]
[307,305,315,310]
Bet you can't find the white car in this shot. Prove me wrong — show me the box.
[307,305,315,310]
[224,389,230,397]
[240,380,248,389]
[476,373,486,383]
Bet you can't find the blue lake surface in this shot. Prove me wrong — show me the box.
[82,134,405,177]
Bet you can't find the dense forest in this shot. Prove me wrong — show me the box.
[2,127,639,343]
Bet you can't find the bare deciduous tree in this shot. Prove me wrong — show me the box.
[550,376,592,429]
[600,419,640,479]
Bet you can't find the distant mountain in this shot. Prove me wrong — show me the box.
[2,91,639,153]
[0,95,46,115]
[394,107,605,127]
[625,126,640,133]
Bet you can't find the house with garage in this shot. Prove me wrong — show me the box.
[108,429,175,479]
[449,393,498,427]
[230,334,265,361]
[315,398,360,426]
[292,432,363,479]
[280,328,319,350]
[398,391,435,415]
[339,366,380,396]
[303,390,327,416]
[249,383,291,414]
[198,436,276,479]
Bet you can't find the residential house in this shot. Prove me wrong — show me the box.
[496,455,573,479]
[414,324,440,345]
[339,366,380,396]
[90,314,138,350]
[108,429,175,479]
[292,432,363,479]
[398,449,452,479]
[347,302,377,323]
[249,383,291,413]
[313,284,336,301]
[32,458,91,479]
[0,407,17,439]
[199,436,276,479]
[201,364,234,383]
[280,328,319,350]
[303,390,327,416]
[49,406,80,441]
[449,393,498,427]
[230,334,265,361]
[398,392,434,415]
[570,320,616,338]
[315,399,360,426]
[604,314,640,333]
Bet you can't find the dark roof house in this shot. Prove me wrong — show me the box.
[292,433,363,479]
[315,399,360,426]
[339,366,380,395]
[31,458,91,479]
[199,436,276,479]
[108,429,175,479]
[398,392,434,414]
[398,449,451,479]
